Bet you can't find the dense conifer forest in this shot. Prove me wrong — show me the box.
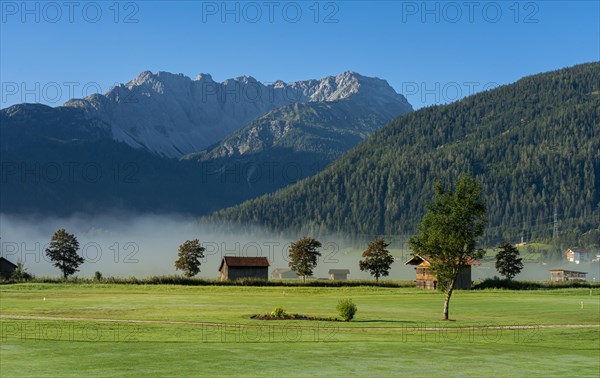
[208,63,600,245]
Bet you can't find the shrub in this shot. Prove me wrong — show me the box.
[336,299,357,321]
[472,277,600,290]
[271,306,287,318]
[94,271,103,281]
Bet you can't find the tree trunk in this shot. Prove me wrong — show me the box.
[375,274,379,282]
[442,279,456,320]
[302,275,306,283]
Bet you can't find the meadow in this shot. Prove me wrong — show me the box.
[1,284,599,377]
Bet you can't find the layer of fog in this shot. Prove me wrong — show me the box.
[1,213,598,282]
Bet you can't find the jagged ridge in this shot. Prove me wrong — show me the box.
[65,71,411,158]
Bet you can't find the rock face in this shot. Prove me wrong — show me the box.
[65,71,412,158]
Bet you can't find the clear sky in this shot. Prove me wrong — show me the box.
[1,0,598,109]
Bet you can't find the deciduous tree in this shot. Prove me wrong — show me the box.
[289,237,321,283]
[409,174,487,320]
[495,242,523,280]
[359,238,394,281]
[45,229,84,279]
[175,239,205,277]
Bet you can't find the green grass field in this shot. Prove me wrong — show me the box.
[1,284,599,377]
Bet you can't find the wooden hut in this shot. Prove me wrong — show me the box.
[549,269,587,282]
[328,269,350,280]
[405,254,478,290]
[0,257,17,279]
[271,268,298,279]
[218,256,269,281]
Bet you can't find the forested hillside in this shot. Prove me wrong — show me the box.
[207,63,600,244]
[184,98,408,192]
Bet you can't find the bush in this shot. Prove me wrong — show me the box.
[94,271,103,281]
[336,299,357,321]
[472,277,600,290]
[271,306,287,318]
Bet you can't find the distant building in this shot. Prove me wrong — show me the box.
[271,268,298,280]
[328,269,350,281]
[565,248,590,264]
[218,256,269,281]
[405,254,478,290]
[0,257,17,279]
[549,269,587,282]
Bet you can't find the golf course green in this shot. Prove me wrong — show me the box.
[1,284,598,377]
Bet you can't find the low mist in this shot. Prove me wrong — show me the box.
[1,213,597,282]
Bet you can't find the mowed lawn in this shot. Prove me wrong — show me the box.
[1,284,599,377]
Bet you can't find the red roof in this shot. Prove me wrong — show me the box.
[219,256,270,271]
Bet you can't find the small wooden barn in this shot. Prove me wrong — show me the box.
[405,254,478,290]
[218,256,269,281]
[271,268,298,279]
[328,269,350,280]
[0,257,17,279]
[549,269,587,282]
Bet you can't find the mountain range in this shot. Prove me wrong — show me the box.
[0,71,411,215]
[3,63,598,245]
[64,70,411,158]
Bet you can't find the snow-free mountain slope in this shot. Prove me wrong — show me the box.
[65,71,412,158]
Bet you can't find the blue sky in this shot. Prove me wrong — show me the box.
[1,0,598,109]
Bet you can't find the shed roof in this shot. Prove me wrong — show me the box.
[567,248,589,254]
[548,269,587,274]
[404,254,479,266]
[0,257,17,268]
[218,256,269,271]
[328,269,350,274]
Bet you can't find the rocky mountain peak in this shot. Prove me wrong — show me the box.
[194,73,214,82]
[63,70,411,158]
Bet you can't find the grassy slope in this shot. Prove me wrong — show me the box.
[1,285,599,377]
